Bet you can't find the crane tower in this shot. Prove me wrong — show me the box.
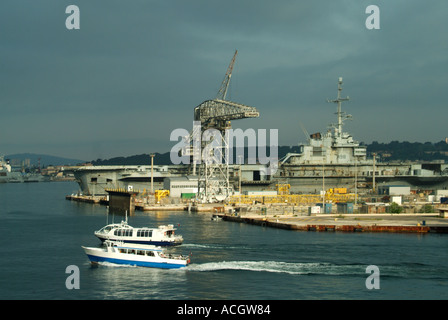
[193,50,259,202]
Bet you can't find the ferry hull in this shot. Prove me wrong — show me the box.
[82,246,188,269]
[86,254,186,269]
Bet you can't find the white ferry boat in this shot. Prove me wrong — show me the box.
[82,241,190,269]
[94,221,183,246]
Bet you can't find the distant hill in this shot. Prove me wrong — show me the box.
[90,146,300,166]
[90,141,448,165]
[91,153,172,166]
[6,153,86,167]
[367,140,448,162]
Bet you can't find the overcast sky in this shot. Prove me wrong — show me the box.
[1,0,447,161]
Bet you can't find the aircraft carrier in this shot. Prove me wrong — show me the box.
[72,76,448,197]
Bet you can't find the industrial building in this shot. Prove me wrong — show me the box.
[377,185,411,196]
[163,176,198,198]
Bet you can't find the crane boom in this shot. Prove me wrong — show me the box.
[195,50,258,130]
[216,50,238,100]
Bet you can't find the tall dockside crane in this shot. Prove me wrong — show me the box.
[193,50,260,202]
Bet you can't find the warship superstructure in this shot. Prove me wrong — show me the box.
[277,78,448,193]
[0,156,20,182]
[0,156,47,183]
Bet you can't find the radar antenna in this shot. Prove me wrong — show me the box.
[327,77,351,138]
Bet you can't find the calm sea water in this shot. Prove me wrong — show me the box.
[1,181,447,300]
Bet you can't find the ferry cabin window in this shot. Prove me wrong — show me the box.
[101,226,112,233]
[114,229,133,237]
[137,230,153,237]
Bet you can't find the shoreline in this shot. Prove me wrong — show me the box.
[65,194,448,233]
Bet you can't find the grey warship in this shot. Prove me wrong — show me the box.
[72,77,448,197]
[278,78,448,193]
[0,156,47,183]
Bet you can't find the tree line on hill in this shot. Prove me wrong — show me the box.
[90,140,448,166]
[367,140,448,162]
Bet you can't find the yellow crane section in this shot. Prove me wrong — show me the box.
[155,190,170,204]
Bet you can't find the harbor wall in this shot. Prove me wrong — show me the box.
[220,214,448,233]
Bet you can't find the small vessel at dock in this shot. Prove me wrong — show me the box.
[94,221,183,246]
[211,214,223,221]
[82,240,190,269]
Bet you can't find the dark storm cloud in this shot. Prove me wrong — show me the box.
[1,0,447,160]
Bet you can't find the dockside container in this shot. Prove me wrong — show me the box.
[337,203,353,214]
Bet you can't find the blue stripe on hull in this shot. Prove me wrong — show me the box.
[87,255,186,269]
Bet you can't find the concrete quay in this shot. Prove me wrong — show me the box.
[135,204,187,211]
[65,194,103,204]
[218,213,448,234]
[65,194,215,212]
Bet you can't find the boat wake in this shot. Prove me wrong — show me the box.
[182,243,249,250]
[185,261,365,276]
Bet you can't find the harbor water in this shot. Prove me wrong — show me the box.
[1,182,448,300]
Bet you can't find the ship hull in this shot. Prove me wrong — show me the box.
[73,165,189,195]
[73,162,448,196]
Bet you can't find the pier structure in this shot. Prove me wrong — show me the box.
[219,213,448,234]
[106,188,139,215]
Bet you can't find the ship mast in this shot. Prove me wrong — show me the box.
[327,77,350,139]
